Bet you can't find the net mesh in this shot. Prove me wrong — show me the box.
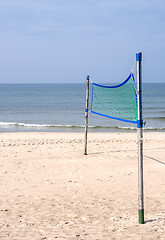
[91,73,137,123]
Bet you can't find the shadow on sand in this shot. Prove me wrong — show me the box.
[145,218,165,224]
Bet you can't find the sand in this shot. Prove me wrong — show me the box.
[0,132,164,240]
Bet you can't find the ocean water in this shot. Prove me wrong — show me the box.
[0,83,164,132]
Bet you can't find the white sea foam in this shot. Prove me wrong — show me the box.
[0,122,164,131]
[0,122,85,128]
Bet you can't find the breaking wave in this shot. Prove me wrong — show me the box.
[0,122,164,131]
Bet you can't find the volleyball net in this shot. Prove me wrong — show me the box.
[90,72,138,124]
[85,52,145,224]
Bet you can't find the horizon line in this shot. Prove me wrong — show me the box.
[0,82,165,84]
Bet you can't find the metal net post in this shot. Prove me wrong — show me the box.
[136,52,144,224]
[84,75,90,155]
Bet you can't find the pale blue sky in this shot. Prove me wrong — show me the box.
[0,0,165,83]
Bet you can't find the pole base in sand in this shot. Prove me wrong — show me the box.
[138,209,144,224]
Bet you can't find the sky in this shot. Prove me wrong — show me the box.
[0,0,165,83]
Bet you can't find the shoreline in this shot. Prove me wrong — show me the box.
[0,127,165,133]
[0,132,165,239]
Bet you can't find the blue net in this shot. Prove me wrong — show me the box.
[91,73,137,124]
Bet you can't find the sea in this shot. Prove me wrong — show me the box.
[0,83,165,133]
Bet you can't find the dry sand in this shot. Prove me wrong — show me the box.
[0,132,164,240]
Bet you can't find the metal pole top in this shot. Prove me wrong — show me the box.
[136,52,142,61]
